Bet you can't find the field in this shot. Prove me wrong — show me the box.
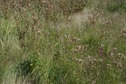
[0,0,126,84]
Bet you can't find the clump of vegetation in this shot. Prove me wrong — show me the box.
[16,55,40,76]
[16,54,41,84]
[107,0,126,12]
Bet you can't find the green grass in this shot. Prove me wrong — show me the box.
[0,0,126,84]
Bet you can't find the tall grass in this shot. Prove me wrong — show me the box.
[0,0,126,84]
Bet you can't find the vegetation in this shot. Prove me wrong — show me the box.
[0,0,126,84]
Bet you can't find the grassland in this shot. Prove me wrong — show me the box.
[0,0,126,84]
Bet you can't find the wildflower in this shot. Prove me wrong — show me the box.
[98,44,104,57]
[32,13,38,25]
[75,58,83,63]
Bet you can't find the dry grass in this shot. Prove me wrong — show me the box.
[0,0,126,84]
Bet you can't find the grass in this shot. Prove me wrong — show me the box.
[0,0,126,84]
